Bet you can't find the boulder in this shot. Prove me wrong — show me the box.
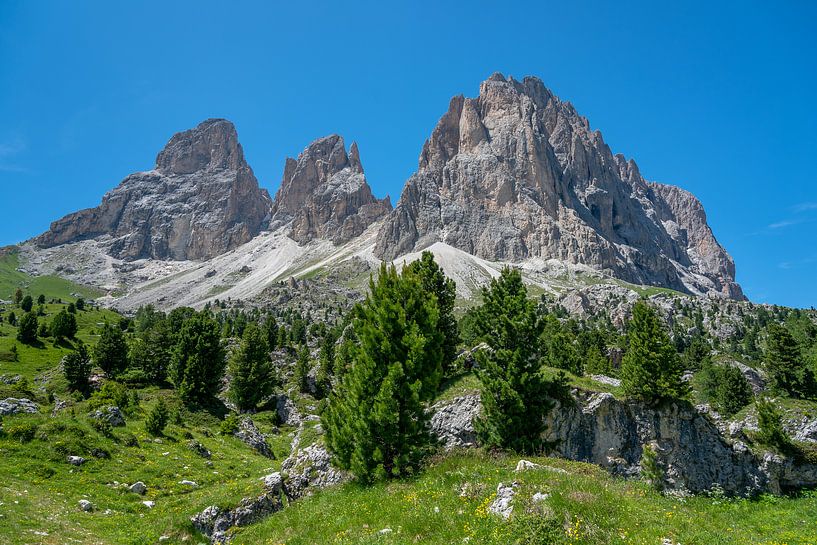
[78,500,93,512]
[0,398,38,416]
[88,406,126,427]
[67,456,86,466]
[487,482,517,519]
[129,481,147,495]
[234,417,274,459]
[430,394,480,450]
[281,444,349,500]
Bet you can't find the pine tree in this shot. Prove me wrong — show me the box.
[228,323,275,411]
[94,324,129,377]
[170,312,225,406]
[755,397,792,452]
[51,309,78,340]
[21,295,33,313]
[620,301,688,405]
[16,311,38,344]
[7,311,16,326]
[145,399,169,436]
[36,294,45,305]
[129,320,173,384]
[294,345,312,394]
[473,267,565,453]
[264,314,278,351]
[698,361,753,416]
[406,251,459,373]
[63,341,92,393]
[13,288,23,306]
[765,323,816,399]
[323,263,443,482]
[75,297,85,311]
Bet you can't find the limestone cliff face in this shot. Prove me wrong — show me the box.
[270,135,391,244]
[375,73,743,299]
[34,119,272,261]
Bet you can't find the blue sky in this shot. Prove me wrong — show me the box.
[1,1,815,307]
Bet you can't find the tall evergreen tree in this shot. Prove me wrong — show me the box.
[473,267,564,453]
[94,323,129,377]
[620,301,688,405]
[13,288,23,306]
[406,251,459,373]
[764,323,816,398]
[129,319,174,384]
[228,323,275,411]
[264,314,279,351]
[20,295,33,313]
[170,312,225,405]
[62,341,92,393]
[323,264,443,482]
[51,309,78,340]
[16,311,38,344]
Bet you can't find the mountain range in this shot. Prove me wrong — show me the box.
[21,73,743,308]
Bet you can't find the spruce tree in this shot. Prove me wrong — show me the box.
[406,251,459,373]
[63,341,92,393]
[16,311,38,344]
[94,323,129,377]
[21,295,33,313]
[129,320,173,384]
[51,309,78,340]
[264,314,279,351]
[13,288,23,306]
[323,263,443,482]
[228,323,275,411]
[36,294,45,305]
[765,323,816,398]
[473,267,564,453]
[145,398,169,436]
[620,301,688,405]
[170,312,225,405]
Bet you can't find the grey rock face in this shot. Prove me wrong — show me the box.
[430,394,480,449]
[0,398,38,415]
[270,135,391,244]
[234,417,274,459]
[281,443,349,500]
[375,73,743,299]
[34,119,271,261]
[191,474,284,544]
[430,390,817,495]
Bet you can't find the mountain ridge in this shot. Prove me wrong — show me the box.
[27,74,743,304]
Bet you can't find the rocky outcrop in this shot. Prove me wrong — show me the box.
[430,390,817,496]
[234,417,274,459]
[88,406,126,427]
[34,119,271,261]
[430,394,480,449]
[0,398,39,415]
[281,443,349,500]
[270,135,391,244]
[192,472,285,544]
[375,73,743,299]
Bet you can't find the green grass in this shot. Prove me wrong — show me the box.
[0,304,121,380]
[235,451,817,545]
[0,249,102,303]
[0,403,290,545]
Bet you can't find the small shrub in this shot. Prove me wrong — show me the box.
[7,422,38,443]
[88,382,130,411]
[145,399,169,436]
[220,413,239,435]
[640,443,664,491]
[91,418,113,438]
[508,514,563,544]
[122,433,139,447]
[755,398,793,453]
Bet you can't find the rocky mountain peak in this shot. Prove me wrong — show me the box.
[375,73,743,299]
[34,119,271,261]
[271,135,391,245]
[155,118,244,175]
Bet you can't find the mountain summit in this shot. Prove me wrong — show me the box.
[374,73,742,299]
[34,119,272,261]
[270,135,391,244]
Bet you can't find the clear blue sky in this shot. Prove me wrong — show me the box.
[1,1,815,307]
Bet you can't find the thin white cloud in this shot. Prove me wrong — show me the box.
[768,219,800,229]
[0,137,26,158]
[793,201,817,212]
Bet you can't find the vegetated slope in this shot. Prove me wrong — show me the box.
[237,452,817,545]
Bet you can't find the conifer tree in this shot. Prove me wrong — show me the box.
[63,341,92,393]
[765,323,816,398]
[94,323,129,377]
[170,312,225,405]
[406,251,459,373]
[21,295,33,313]
[473,267,565,453]
[129,319,173,384]
[16,311,38,344]
[51,309,78,340]
[323,263,443,482]
[620,302,688,405]
[294,345,312,393]
[228,323,275,410]
[13,288,23,306]
[145,398,169,436]
[264,314,279,351]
